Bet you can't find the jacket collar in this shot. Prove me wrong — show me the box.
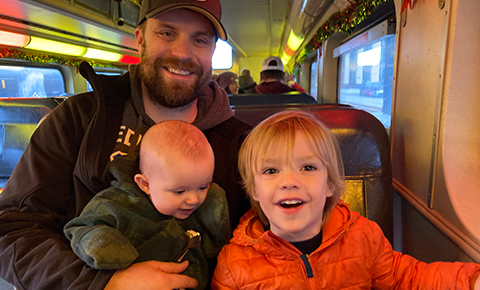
[233,201,359,254]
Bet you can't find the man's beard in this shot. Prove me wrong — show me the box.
[139,53,212,109]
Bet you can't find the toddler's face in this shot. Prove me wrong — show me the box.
[145,153,214,220]
[253,132,332,242]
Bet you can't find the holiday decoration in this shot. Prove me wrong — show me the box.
[0,48,128,69]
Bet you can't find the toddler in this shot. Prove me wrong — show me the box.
[212,110,480,289]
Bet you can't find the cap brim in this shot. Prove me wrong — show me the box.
[145,5,227,41]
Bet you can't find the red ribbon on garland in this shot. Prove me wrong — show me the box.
[401,0,412,13]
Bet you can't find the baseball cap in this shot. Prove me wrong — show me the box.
[261,56,284,72]
[138,0,227,41]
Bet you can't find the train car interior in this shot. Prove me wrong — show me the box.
[1,0,480,289]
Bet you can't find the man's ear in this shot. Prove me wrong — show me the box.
[134,26,144,55]
[134,173,150,195]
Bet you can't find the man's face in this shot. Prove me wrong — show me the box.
[135,8,216,108]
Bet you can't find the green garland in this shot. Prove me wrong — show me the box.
[0,48,128,69]
[293,0,387,74]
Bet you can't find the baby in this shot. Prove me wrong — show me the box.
[65,120,230,290]
[212,110,480,289]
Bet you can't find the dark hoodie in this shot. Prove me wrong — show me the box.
[0,62,251,290]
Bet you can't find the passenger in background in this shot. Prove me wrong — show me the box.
[255,56,298,94]
[238,69,257,94]
[212,111,480,290]
[285,73,306,93]
[65,120,230,290]
[211,73,219,81]
[215,71,239,94]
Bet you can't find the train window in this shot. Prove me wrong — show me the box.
[0,65,65,98]
[86,71,124,92]
[337,34,395,128]
[309,60,318,99]
[212,40,233,70]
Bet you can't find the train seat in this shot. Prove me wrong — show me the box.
[233,103,393,242]
[228,92,316,106]
[0,97,64,190]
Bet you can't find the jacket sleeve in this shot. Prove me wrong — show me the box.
[0,94,114,290]
[64,194,139,270]
[211,247,238,290]
[368,220,480,289]
[390,252,480,289]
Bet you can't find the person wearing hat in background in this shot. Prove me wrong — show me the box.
[238,69,257,94]
[0,0,252,289]
[215,71,239,94]
[255,56,298,94]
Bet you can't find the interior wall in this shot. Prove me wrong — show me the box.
[392,0,480,262]
[319,33,344,103]
[434,0,480,245]
[392,0,446,201]
[396,191,475,263]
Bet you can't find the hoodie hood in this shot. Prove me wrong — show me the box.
[129,64,234,131]
[193,80,234,130]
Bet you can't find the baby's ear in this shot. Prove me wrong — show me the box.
[134,173,150,195]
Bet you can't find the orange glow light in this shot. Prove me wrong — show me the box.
[285,44,296,57]
[0,30,30,47]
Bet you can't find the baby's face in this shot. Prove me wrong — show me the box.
[253,132,333,242]
[146,154,214,219]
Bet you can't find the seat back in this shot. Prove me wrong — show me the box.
[228,92,316,106]
[233,103,393,242]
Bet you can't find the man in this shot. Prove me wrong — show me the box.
[0,0,251,289]
[255,56,298,94]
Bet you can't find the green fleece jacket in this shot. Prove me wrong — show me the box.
[64,156,231,290]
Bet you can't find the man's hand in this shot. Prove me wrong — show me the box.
[104,260,198,290]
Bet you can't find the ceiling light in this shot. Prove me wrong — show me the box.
[83,48,122,62]
[25,36,86,56]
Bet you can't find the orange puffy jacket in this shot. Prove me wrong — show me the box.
[212,201,480,289]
